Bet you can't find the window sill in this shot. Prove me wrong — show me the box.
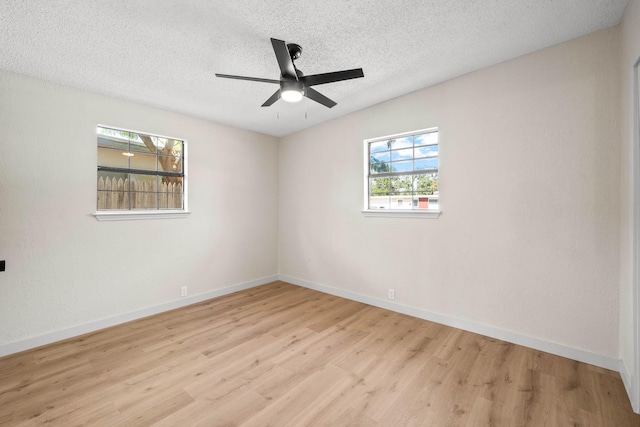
[361,209,441,219]
[93,210,191,221]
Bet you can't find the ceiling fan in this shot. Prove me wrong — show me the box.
[215,38,364,108]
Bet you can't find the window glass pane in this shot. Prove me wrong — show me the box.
[392,195,413,209]
[128,174,157,210]
[369,140,389,153]
[129,153,157,171]
[414,157,438,171]
[155,137,169,151]
[369,194,390,209]
[370,151,390,163]
[129,173,157,187]
[158,177,183,209]
[415,173,438,194]
[415,144,438,158]
[391,148,413,161]
[97,126,116,137]
[159,139,183,154]
[97,171,129,210]
[97,171,127,183]
[371,161,391,174]
[97,135,126,151]
[369,177,390,194]
[128,134,157,154]
[131,194,158,210]
[391,160,413,172]
[98,146,129,168]
[159,155,183,173]
[390,136,412,150]
[414,132,438,146]
[97,127,132,147]
[159,176,182,191]
[427,196,439,210]
[414,195,434,209]
[164,191,183,210]
[389,175,414,193]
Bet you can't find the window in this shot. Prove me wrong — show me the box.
[95,126,188,220]
[363,128,440,217]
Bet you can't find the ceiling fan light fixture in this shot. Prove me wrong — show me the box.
[281,88,304,103]
[281,80,304,103]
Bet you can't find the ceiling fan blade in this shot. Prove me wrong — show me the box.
[300,68,364,87]
[305,87,337,108]
[215,73,280,84]
[261,90,281,107]
[271,38,298,80]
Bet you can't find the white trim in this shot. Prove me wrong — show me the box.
[361,209,441,219]
[278,274,621,372]
[0,275,277,358]
[621,359,636,412]
[631,56,640,413]
[93,210,191,221]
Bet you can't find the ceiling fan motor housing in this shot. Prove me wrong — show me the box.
[287,43,302,61]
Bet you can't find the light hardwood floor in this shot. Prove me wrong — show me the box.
[0,281,638,426]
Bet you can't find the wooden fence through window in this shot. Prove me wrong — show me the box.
[97,176,183,210]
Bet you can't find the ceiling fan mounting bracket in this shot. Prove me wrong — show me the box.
[287,43,302,61]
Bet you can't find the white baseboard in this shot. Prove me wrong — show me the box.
[0,275,278,358]
[278,274,621,372]
[620,359,640,414]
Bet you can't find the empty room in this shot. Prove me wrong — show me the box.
[2,0,640,425]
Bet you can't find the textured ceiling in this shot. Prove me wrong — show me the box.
[0,0,629,137]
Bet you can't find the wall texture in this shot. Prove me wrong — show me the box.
[619,0,640,409]
[0,69,279,351]
[279,27,621,361]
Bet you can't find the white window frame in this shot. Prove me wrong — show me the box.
[93,125,190,221]
[362,127,441,218]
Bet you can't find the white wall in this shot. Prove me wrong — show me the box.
[619,0,640,411]
[0,69,279,352]
[0,14,629,384]
[279,27,621,361]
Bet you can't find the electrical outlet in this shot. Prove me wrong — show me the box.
[388,288,395,300]
[181,286,188,297]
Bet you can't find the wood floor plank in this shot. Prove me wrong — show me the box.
[241,363,356,427]
[0,281,638,426]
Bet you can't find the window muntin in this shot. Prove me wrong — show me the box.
[97,126,186,211]
[365,128,438,211]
